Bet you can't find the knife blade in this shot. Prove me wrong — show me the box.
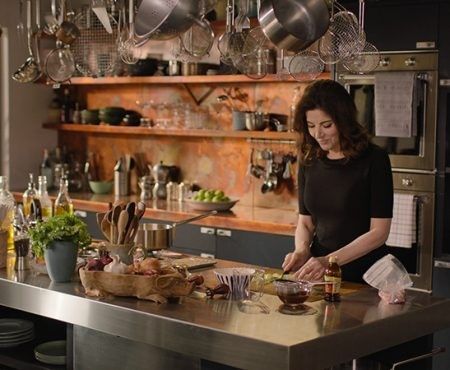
[91,0,112,34]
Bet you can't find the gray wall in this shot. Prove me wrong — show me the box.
[0,0,56,189]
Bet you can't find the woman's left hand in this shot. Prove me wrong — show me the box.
[293,256,328,281]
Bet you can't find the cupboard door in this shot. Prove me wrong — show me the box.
[171,224,216,255]
[216,229,294,268]
[76,211,104,240]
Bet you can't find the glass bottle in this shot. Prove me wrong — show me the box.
[54,176,74,215]
[60,88,74,123]
[84,151,98,182]
[37,176,53,220]
[68,162,84,193]
[324,256,342,302]
[53,147,63,188]
[40,148,53,190]
[22,173,37,219]
[0,176,15,252]
[72,102,81,124]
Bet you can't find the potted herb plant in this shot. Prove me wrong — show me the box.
[29,213,91,282]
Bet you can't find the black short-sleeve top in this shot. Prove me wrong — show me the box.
[298,143,393,282]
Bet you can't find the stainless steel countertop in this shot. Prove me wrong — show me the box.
[1,266,450,370]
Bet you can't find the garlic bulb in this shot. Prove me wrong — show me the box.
[103,255,127,274]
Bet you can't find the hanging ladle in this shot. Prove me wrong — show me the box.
[12,0,42,83]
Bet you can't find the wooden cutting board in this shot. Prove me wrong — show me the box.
[172,257,218,271]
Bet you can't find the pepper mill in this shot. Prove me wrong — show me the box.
[14,235,30,271]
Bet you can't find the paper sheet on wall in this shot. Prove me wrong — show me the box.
[374,72,417,138]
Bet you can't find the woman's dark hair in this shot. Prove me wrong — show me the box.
[295,79,370,163]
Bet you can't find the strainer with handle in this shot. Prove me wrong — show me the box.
[180,0,215,58]
[342,0,381,74]
[289,48,324,82]
[318,4,365,65]
[71,5,118,77]
[45,41,76,83]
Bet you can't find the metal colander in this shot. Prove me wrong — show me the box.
[71,5,118,77]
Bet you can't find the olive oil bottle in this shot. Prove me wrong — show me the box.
[22,173,37,219]
[324,256,342,302]
[54,176,73,215]
[37,176,53,220]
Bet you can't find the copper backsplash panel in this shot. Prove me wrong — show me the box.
[61,81,309,210]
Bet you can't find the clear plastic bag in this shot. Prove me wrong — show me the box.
[363,254,413,304]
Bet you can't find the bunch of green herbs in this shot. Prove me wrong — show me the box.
[29,213,92,258]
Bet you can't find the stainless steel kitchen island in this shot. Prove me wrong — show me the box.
[0,263,449,370]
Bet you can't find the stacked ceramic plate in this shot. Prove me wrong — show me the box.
[0,318,34,348]
[34,340,66,365]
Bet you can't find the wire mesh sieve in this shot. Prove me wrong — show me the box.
[71,5,118,77]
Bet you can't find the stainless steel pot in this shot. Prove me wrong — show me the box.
[135,0,201,41]
[135,210,217,251]
[258,0,330,52]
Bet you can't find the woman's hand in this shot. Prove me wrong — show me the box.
[282,249,311,273]
[293,256,327,281]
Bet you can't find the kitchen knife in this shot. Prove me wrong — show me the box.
[91,0,112,34]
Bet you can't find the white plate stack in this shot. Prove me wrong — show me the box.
[34,340,66,365]
[0,318,34,348]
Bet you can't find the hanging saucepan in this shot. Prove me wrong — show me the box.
[136,210,217,251]
[258,0,330,52]
[134,0,202,41]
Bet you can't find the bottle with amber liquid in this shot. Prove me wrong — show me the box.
[22,173,37,219]
[0,176,15,252]
[54,176,74,215]
[324,256,342,302]
[37,176,53,220]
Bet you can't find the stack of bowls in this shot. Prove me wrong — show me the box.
[81,109,100,124]
[99,107,126,125]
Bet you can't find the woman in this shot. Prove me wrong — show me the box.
[282,79,393,283]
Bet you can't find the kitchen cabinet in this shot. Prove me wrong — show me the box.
[74,210,104,240]
[0,305,70,370]
[171,223,294,268]
[215,228,294,268]
[432,260,450,370]
[172,224,217,257]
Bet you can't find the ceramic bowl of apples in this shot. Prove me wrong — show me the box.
[186,189,238,212]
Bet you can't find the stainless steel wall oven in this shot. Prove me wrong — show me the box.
[336,51,439,291]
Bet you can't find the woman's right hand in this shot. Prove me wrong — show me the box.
[282,249,311,273]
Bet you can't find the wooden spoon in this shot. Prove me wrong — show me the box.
[117,209,129,244]
[124,215,140,243]
[96,212,105,230]
[136,201,146,220]
[100,217,111,242]
[111,205,122,244]
[125,201,136,231]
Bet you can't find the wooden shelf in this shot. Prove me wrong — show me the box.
[60,73,330,85]
[42,123,298,140]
